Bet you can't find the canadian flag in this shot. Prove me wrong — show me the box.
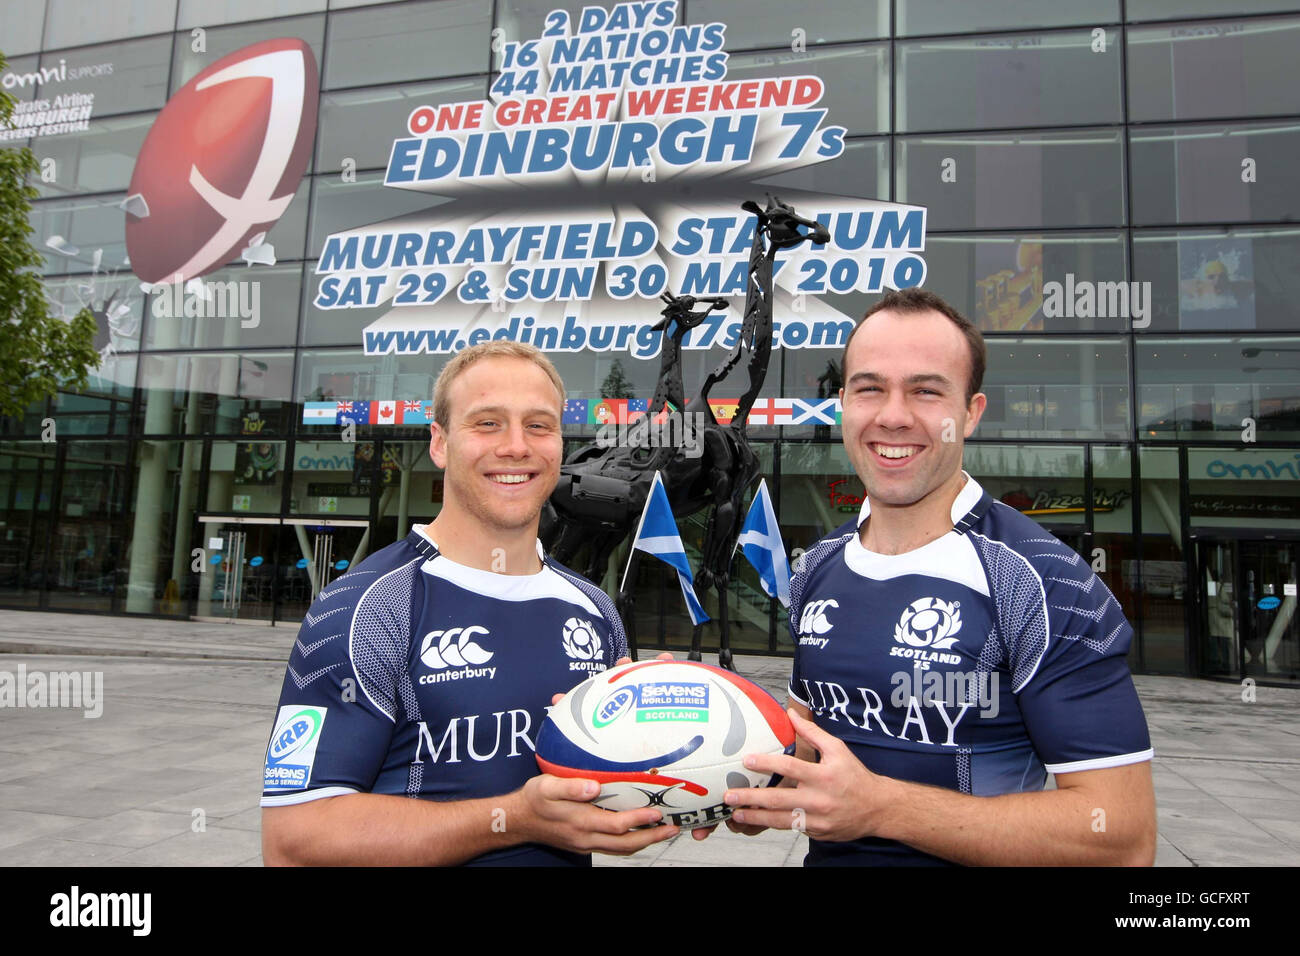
[373,400,397,425]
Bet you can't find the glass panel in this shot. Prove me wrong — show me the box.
[44,0,176,50]
[753,136,888,200]
[923,232,1127,334]
[295,348,442,436]
[897,30,1121,133]
[191,517,279,622]
[324,0,492,89]
[897,130,1125,231]
[1132,228,1300,332]
[1128,16,1300,123]
[964,442,1087,531]
[0,441,57,607]
[367,439,441,550]
[724,42,889,136]
[50,355,137,436]
[1136,337,1300,441]
[980,338,1130,440]
[1092,444,1139,667]
[0,54,41,111]
[1137,445,1186,672]
[177,0,326,29]
[1129,121,1300,226]
[30,191,128,277]
[31,112,154,198]
[492,1,626,72]
[899,0,1118,36]
[170,14,325,95]
[142,262,305,350]
[119,439,201,615]
[689,0,888,50]
[287,440,378,518]
[45,35,171,119]
[0,1,46,56]
[42,273,144,356]
[138,350,296,435]
[1238,538,1298,680]
[1188,447,1300,531]
[1128,0,1300,21]
[315,77,487,174]
[274,520,371,623]
[45,440,128,612]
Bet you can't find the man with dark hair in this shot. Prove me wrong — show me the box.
[261,342,680,865]
[724,289,1155,865]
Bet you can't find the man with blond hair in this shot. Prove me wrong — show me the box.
[261,342,680,865]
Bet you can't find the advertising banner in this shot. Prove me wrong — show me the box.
[313,0,928,358]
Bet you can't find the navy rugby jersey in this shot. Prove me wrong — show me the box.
[788,475,1152,866]
[261,526,627,866]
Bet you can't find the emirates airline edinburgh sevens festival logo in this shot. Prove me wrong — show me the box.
[125,38,318,287]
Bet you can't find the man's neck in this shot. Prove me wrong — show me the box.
[422,511,542,575]
[859,472,968,556]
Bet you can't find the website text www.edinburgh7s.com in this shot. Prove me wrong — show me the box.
[362,312,855,357]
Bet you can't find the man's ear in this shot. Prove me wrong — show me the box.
[429,421,448,468]
[963,392,987,437]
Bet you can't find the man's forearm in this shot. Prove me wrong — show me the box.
[263,789,531,866]
[873,770,1156,866]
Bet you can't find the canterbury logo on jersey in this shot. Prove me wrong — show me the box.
[798,599,838,647]
[894,597,962,650]
[418,625,496,683]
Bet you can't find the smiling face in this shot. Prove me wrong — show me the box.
[840,309,986,512]
[428,356,563,537]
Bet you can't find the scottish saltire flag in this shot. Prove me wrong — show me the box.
[622,472,710,625]
[735,478,791,608]
[788,398,838,425]
[562,398,588,424]
[302,402,337,424]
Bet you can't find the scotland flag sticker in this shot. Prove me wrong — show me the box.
[264,705,327,792]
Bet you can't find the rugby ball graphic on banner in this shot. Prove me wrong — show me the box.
[536,660,795,828]
[125,38,318,284]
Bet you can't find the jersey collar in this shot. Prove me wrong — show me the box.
[407,524,546,565]
[855,471,986,532]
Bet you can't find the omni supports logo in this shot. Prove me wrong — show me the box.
[150,277,261,328]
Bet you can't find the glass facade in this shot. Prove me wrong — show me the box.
[2,0,1297,684]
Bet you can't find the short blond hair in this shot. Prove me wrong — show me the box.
[432,341,565,428]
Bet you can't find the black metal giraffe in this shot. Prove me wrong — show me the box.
[541,196,828,670]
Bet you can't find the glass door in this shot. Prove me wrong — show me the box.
[276,518,371,623]
[193,516,280,623]
[1194,537,1240,678]
[1240,539,1298,681]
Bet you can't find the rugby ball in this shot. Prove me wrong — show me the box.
[535,660,795,829]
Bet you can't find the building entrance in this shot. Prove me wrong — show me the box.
[1194,533,1299,683]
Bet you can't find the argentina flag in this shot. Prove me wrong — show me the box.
[736,478,791,608]
[623,471,710,625]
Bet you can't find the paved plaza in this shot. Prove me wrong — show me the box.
[0,611,1296,867]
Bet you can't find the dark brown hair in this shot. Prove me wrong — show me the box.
[842,288,986,401]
